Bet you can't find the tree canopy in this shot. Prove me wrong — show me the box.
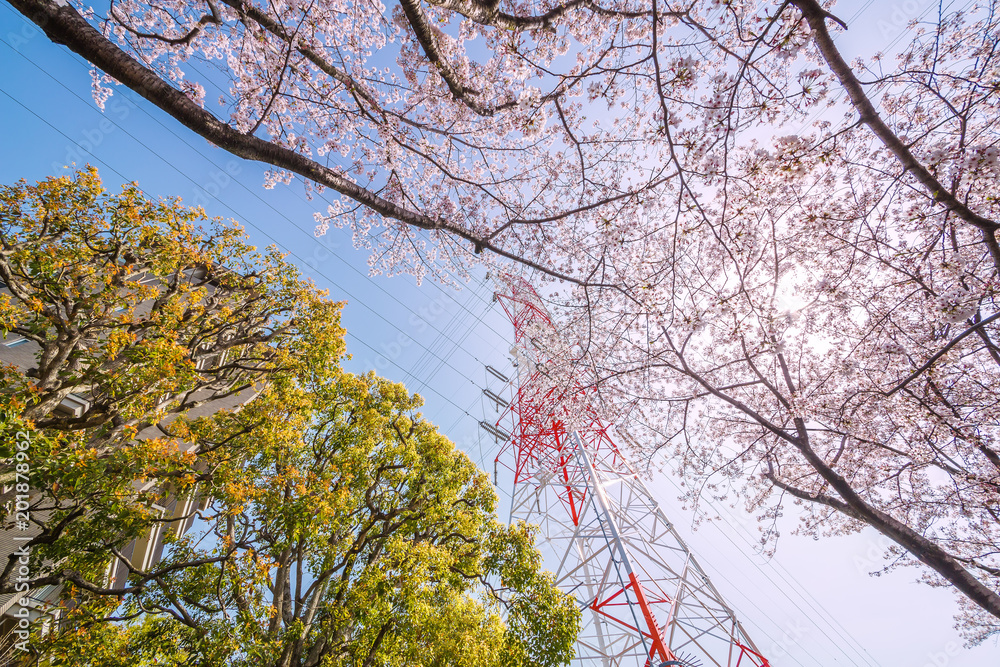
[33,369,579,667]
[0,165,343,435]
[8,0,1000,643]
[0,168,579,666]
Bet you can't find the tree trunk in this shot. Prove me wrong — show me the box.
[789,417,1000,620]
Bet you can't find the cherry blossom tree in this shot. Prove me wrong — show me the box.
[8,0,1000,641]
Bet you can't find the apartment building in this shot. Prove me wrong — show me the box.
[0,271,257,658]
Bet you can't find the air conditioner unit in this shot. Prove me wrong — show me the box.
[54,393,90,419]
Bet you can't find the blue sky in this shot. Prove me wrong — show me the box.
[0,0,997,664]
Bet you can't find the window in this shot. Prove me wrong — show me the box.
[195,348,229,371]
[4,338,28,347]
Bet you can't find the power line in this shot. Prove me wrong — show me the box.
[0,8,507,376]
[0,26,518,372]
[0,79,494,424]
[0,7,921,662]
[462,285,878,664]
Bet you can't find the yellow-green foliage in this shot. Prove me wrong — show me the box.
[0,165,346,433]
[0,169,579,667]
[34,359,579,667]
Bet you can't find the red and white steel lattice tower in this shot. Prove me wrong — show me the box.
[491,274,770,667]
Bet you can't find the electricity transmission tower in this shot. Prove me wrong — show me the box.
[487,274,770,667]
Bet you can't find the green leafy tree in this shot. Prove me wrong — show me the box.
[0,166,342,434]
[0,169,579,665]
[33,362,579,667]
[0,166,344,601]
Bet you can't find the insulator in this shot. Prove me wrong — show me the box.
[485,365,509,383]
[479,421,510,442]
[493,276,770,667]
[483,388,509,410]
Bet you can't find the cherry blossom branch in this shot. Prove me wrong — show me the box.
[397,0,569,117]
[245,4,302,137]
[659,321,1000,618]
[739,336,792,411]
[9,0,588,286]
[884,311,1000,396]
[109,0,222,46]
[764,466,859,520]
[217,0,383,117]
[661,331,799,446]
[398,0,489,114]
[955,557,1000,579]
[792,0,1000,250]
[783,412,1000,619]
[423,0,668,32]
